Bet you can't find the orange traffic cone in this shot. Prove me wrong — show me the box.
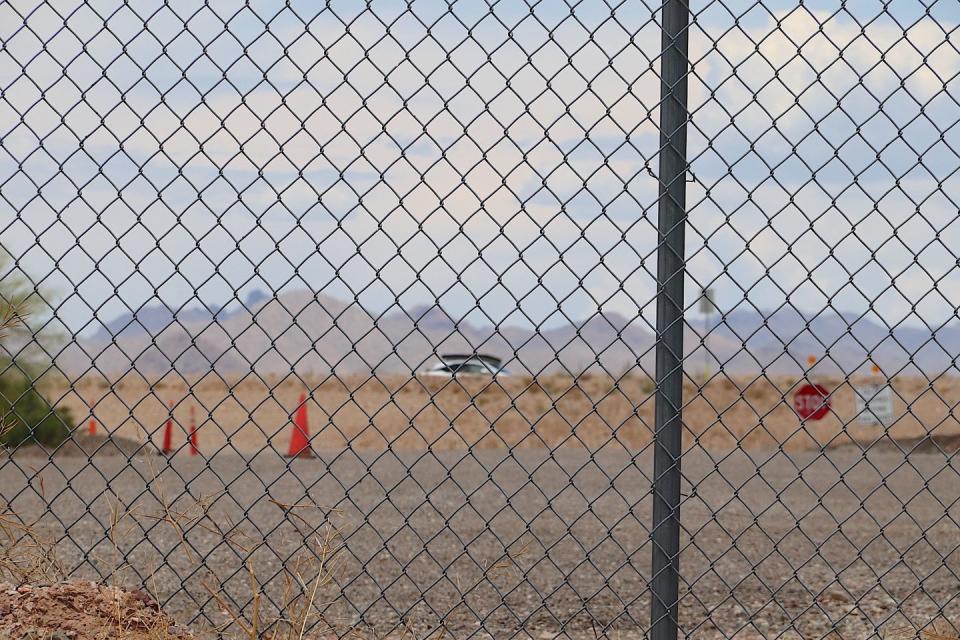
[286,393,312,458]
[189,405,198,456]
[162,402,174,455]
[87,401,96,436]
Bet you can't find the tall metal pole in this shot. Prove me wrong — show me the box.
[650,0,690,638]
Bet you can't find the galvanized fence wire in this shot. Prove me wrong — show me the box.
[2,0,960,638]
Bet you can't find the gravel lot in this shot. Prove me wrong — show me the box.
[2,442,959,638]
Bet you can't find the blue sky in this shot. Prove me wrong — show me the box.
[1,0,959,336]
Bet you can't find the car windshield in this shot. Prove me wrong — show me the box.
[452,363,488,374]
[424,358,506,375]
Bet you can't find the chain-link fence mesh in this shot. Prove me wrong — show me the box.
[2,0,960,637]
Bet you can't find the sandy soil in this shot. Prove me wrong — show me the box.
[37,372,960,457]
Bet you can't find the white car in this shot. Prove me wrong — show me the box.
[418,354,511,378]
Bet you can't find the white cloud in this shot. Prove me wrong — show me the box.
[690,9,960,144]
[2,2,959,331]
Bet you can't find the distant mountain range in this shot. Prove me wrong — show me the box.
[55,290,960,379]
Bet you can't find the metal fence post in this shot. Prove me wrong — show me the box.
[650,0,691,638]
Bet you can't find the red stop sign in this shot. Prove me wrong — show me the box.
[794,384,831,421]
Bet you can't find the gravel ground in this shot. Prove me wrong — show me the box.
[2,442,959,639]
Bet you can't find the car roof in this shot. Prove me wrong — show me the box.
[438,354,503,367]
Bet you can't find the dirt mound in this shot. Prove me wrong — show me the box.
[896,434,960,453]
[835,433,960,454]
[0,582,191,639]
[7,433,150,458]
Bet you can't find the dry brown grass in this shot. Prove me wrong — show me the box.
[204,524,344,640]
[130,457,350,639]
[50,371,960,456]
[0,493,193,639]
[886,623,960,640]
[0,510,63,584]
[0,443,351,638]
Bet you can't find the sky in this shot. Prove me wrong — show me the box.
[1,0,960,337]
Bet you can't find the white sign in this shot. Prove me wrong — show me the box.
[699,288,716,315]
[854,382,894,426]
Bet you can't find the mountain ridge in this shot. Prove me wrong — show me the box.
[61,290,960,378]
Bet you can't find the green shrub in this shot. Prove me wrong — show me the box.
[640,376,655,395]
[0,374,70,448]
[0,249,70,448]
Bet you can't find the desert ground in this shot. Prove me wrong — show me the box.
[2,373,960,638]
[40,372,960,457]
[2,445,959,638]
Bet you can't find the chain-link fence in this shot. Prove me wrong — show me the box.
[2,0,960,638]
